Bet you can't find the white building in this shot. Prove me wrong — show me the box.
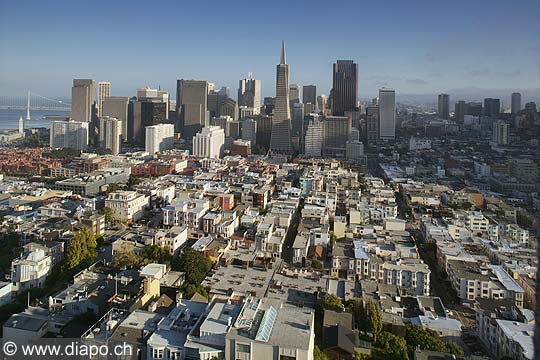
[145,123,175,155]
[99,116,122,155]
[50,119,89,150]
[304,117,323,157]
[193,126,225,159]
[378,88,395,140]
[11,249,52,293]
[105,190,149,223]
[163,198,210,229]
[345,140,364,162]
[492,120,509,146]
[97,81,111,117]
[409,137,432,151]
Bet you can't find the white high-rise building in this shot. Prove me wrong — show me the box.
[50,120,89,150]
[192,126,225,159]
[71,79,95,123]
[145,123,175,155]
[99,116,122,155]
[238,73,262,115]
[304,116,323,157]
[378,88,396,140]
[97,81,111,117]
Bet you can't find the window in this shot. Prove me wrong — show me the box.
[237,343,250,353]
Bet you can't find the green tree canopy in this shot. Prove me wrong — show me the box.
[405,324,463,356]
[372,331,409,360]
[366,299,382,341]
[324,293,343,312]
[65,227,97,270]
[113,243,141,269]
[171,248,212,285]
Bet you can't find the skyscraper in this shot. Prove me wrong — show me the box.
[511,92,521,114]
[289,84,301,105]
[145,123,175,155]
[50,119,89,150]
[332,60,358,116]
[238,73,262,115]
[102,96,129,140]
[304,116,323,157]
[492,120,509,146]
[438,93,449,120]
[99,116,121,155]
[366,105,379,145]
[129,90,168,146]
[323,115,352,157]
[317,95,327,113]
[71,79,95,123]
[269,41,293,154]
[192,126,225,159]
[97,82,110,117]
[484,98,500,117]
[303,85,316,105]
[455,100,466,123]
[378,88,396,140]
[176,79,208,140]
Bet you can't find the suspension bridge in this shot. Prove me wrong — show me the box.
[0,92,71,111]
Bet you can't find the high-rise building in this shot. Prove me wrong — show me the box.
[332,60,358,116]
[192,126,225,159]
[238,73,262,115]
[263,97,275,116]
[50,119,89,150]
[99,116,121,155]
[241,118,257,148]
[102,96,129,140]
[129,93,168,147]
[304,116,323,157]
[71,79,95,123]
[438,93,449,120]
[176,80,208,140]
[211,116,233,137]
[346,140,364,162]
[97,82,110,117]
[492,121,509,146]
[366,105,379,145]
[303,85,316,105]
[145,123,175,155]
[219,98,238,121]
[484,98,500,117]
[289,84,301,105]
[466,102,483,117]
[255,115,272,150]
[323,115,351,157]
[378,88,396,140]
[511,92,521,114]
[317,95,327,113]
[455,100,466,123]
[269,41,293,154]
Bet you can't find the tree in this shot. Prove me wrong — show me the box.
[182,283,208,299]
[103,207,116,226]
[140,245,172,265]
[65,227,97,270]
[324,293,343,312]
[127,175,142,189]
[313,345,329,360]
[346,299,368,333]
[311,259,323,270]
[366,299,382,342]
[372,331,409,360]
[113,243,142,269]
[405,324,451,355]
[171,248,212,285]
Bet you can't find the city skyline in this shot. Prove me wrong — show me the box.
[1,0,539,100]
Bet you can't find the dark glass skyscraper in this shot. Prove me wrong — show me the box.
[332,60,358,116]
[484,98,500,117]
[270,41,292,154]
[438,93,449,120]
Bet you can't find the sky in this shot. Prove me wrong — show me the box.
[1,0,539,101]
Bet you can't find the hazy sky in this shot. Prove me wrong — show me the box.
[1,0,539,99]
